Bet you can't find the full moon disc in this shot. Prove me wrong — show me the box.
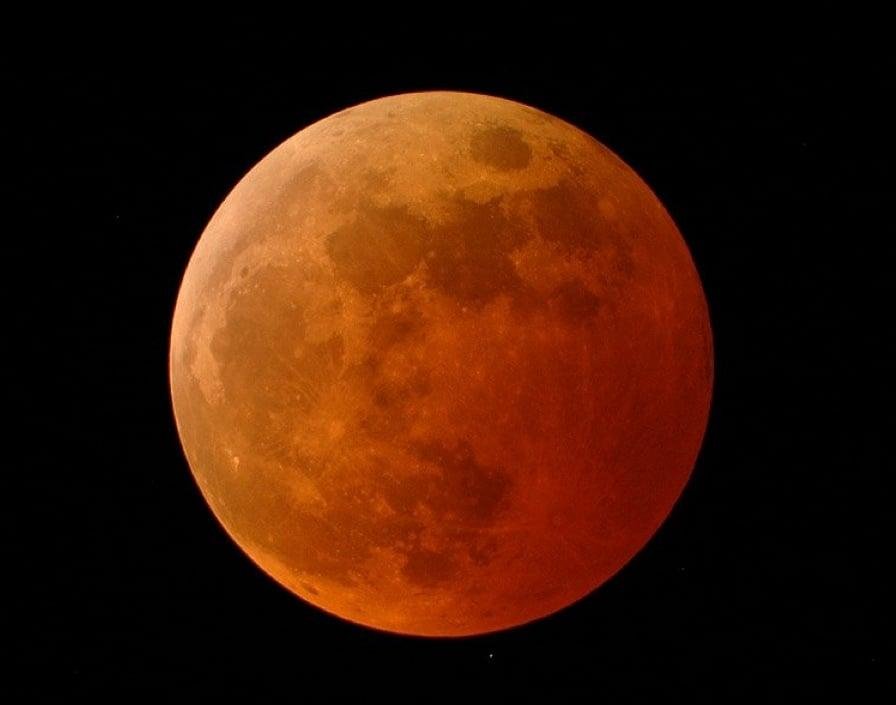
[170,92,713,636]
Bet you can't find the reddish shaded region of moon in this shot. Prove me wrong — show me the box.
[169,92,713,637]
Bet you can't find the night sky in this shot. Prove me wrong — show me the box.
[10,19,888,699]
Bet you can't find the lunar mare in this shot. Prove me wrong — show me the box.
[170,92,713,636]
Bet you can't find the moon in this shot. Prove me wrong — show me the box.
[170,92,713,636]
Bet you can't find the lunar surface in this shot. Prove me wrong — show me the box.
[170,92,713,636]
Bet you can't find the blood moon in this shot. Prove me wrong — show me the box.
[170,92,713,637]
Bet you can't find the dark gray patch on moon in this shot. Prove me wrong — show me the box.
[470,126,532,171]
[414,440,511,524]
[549,280,602,321]
[325,204,428,293]
[425,196,530,305]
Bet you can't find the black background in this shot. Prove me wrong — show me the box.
[10,19,889,699]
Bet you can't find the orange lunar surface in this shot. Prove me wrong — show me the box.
[169,92,713,636]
